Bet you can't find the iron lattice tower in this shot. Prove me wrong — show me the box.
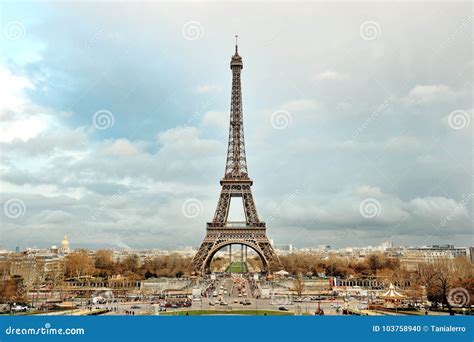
[190,40,281,275]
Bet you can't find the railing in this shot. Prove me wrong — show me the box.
[206,222,266,228]
[225,222,248,228]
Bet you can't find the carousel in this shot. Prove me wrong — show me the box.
[381,283,405,309]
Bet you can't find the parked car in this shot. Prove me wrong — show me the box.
[278,306,289,311]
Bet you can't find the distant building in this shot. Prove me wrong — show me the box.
[9,250,64,286]
[400,244,467,270]
[275,244,293,251]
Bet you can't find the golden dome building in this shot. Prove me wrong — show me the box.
[60,235,70,254]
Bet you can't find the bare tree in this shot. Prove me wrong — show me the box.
[292,274,306,298]
[65,250,94,279]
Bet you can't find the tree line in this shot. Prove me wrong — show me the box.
[65,250,192,280]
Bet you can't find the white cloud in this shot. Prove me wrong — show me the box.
[104,139,140,156]
[0,65,73,144]
[385,136,421,151]
[201,111,228,130]
[313,70,350,81]
[281,99,319,112]
[404,84,462,105]
[0,66,34,120]
[0,115,50,143]
[353,185,383,197]
[157,126,221,155]
[407,196,463,219]
[287,136,420,153]
[195,84,221,94]
[37,210,74,224]
[158,126,199,144]
[267,186,471,240]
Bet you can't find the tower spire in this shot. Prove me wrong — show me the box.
[235,35,238,54]
[226,38,247,179]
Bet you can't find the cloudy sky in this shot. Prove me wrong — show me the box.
[0,1,472,250]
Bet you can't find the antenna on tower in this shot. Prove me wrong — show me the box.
[235,35,238,54]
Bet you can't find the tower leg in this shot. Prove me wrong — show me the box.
[241,244,244,272]
[190,229,281,276]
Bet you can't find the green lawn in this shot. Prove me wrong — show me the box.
[161,309,292,316]
[225,261,248,273]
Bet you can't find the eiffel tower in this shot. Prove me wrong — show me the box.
[190,38,280,275]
